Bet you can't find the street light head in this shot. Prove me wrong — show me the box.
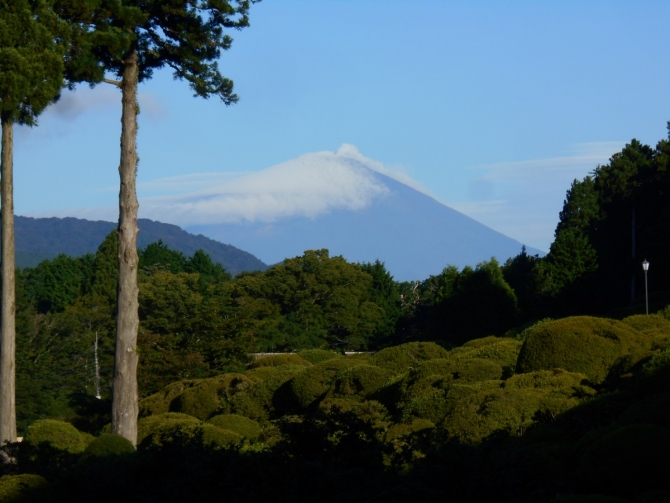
[642,260,650,272]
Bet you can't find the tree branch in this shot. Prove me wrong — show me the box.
[103,78,122,87]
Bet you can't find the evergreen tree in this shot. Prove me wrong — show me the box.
[0,0,68,445]
[78,0,259,445]
[360,260,402,346]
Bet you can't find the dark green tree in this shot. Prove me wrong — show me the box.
[139,240,187,274]
[20,254,94,314]
[431,259,518,343]
[361,260,402,346]
[0,0,69,445]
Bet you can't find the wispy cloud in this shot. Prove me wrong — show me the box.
[138,145,393,225]
[450,141,627,251]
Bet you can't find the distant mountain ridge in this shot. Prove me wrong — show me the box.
[187,167,545,281]
[14,216,268,274]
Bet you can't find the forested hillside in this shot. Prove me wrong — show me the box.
[0,129,669,502]
[14,216,268,274]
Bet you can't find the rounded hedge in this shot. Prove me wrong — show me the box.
[137,413,201,444]
[399,358,504,408]
[83,433,135,458]
[250,354,312,368]
[141,421,242,449]
[579,423,670,498]
[516,316,649,384]
[332,365,395,400]
[622,314,670,334]
[298,349,342,365]
[170,373,255,420]
[138,379,201,418]
[372,342,450,373]
[206,414,262,439]
[24,419,86,454]
[237,366,307,420]
[0,474,47,501]
[284,357,369,410]
[453,338,523,369]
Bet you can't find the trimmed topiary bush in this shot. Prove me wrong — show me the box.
[23,419,86,454]
[372,342,450,373]
[402,369,595,444]
[298,349,342,364]
[0,474,47,502]
[622,314,670,334]
[138,379,201,418]
[140,421,242,449]
[83,433,135,458]
[332,365,396,400]
[250,354,312,368]
[170,373,255,420]
[452,338,523,369]
[516,316,650,384]
[579,423,670,499]
[137,413,201,444]
[207,414,262,439]
[284,357,370,410]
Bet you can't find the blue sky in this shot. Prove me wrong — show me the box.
[14,0,670,252]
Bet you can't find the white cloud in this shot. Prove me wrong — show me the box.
[449,141,627,252]
[138,145,391,225]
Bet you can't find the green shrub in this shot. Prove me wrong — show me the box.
[0,474,47,502]
[461,335,500,349]
[622,315,670,349]
[579,423,670,498]
[170,373,255,420]
[83,433,135,458]
[234,366,308,420]
[332,365,396,400]
[23,419,85,454]
[516,316,649,384]
[207,414,262,439]
[137,413,201,444]
[284,357,369,410]
[250,354,312,368]
[401,381,502,426]
[372,342,450,373]
[141,421,242,449]
[385,418,435,441]
[403,370,594,444]
[398,357,504,409]
[504,369,591,391]
[298,349,342,364]
[455,338,523,369]
[622,314,670,334]
[138,379,201,418]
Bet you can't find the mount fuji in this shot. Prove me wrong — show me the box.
[141,145,546,281]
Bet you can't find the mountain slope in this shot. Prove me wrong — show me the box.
[187,170,544,281]
[14,216,268,274]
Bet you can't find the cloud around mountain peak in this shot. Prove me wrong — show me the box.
[139,144,419,226]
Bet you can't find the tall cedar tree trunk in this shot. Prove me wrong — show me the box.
[0,116,16,445]
[111,49,140,445]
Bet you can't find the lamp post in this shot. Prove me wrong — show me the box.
[642,260,649,315]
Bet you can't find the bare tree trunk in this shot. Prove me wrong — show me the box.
[0,116,17,446]
[111,49,140,446]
